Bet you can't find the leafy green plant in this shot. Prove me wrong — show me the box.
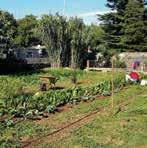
[0,138,20,148]
[0,71,126,119]
[45,105,56,113]
[0,78,23,109]
[10,107,27,117]
[4,119,14,127]
[71,70,78,85]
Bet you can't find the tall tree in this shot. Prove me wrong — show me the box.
[69,17,85,68]
[143,6,147,51]
[14,15,40,47]
[83,24,104,51]
[40,14,58,67]
[0,10,17,53]
[100,0,146,52]
[100,0,128,50]
[40,14,68,67]
[57,15,71,67]
[40,15,86,69]
[121,0,146,51]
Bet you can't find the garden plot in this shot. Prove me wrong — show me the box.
[0,68,126,147]
[0,68,125,119]
[1,85,146,147]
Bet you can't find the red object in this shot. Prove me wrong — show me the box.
[130,72,140,80]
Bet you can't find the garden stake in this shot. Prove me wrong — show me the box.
[111,57,115,113]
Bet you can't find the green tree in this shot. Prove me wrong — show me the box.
[100,0,146,52]
[40,14,62,67]
[69,17,85,68]
[83,24,104,51]
[57,15,71,67]
[0,10,17,53]
[143,7,147,51]
[100,0,128,50]
[121,0,146,51]
[40,14,86,69]
[14,15,40,47]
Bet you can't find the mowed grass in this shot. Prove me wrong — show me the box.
[38,85,147,148]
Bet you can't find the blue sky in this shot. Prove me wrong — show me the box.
[0,0,108,24]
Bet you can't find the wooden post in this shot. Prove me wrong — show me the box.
[143,63,146,72]
[87,60,90,69]
[87,46,91,69]
[111,57,115,110]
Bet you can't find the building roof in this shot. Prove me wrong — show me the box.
[31,45,46,49]
[119,52,147,60]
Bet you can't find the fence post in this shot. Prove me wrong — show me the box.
[87,60,90,69]
[111,56,115,111]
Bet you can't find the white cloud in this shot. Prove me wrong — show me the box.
[76,10,116,25]
[77,10,110,17]
[77,10,116,18]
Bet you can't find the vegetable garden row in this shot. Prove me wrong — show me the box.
[0,75,126,120]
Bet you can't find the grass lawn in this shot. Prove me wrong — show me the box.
[38,85,147,148]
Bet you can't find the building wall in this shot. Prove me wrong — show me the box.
[14,49,40,59]
[119,52,147,72]
[13,48,49,65]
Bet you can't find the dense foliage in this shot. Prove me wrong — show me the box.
[0,10,17,52]
[14,15,40,47]
[39,1,147,67]
[122,0,147,51]
[39,14,104,68]
[0,11,103,68]
[0,0,147,68]
[100,0,147,52]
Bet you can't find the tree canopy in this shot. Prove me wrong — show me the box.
[0,10,17,52]
[14,15,40,47]
[100,0,147,52]
[121,0,146,51]
[0,0,147,68]
[39,14,102,68]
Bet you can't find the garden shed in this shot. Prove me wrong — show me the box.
[12,46,49,65]
[119,52,147,72]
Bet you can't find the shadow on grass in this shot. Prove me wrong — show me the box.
[0,64,49,76]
